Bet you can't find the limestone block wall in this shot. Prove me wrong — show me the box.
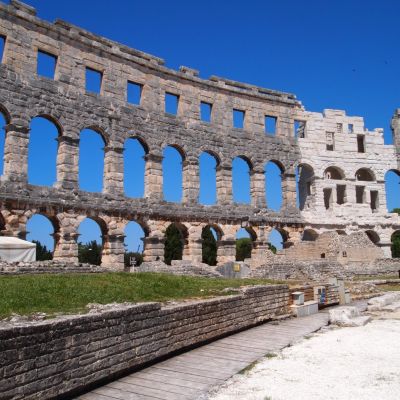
[0,285,289,400]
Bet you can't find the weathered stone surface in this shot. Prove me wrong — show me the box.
[0,284,290,399]
[329,306,371,327]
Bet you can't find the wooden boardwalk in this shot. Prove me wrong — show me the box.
[76,312,332,400]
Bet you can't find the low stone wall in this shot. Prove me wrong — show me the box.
[0,285,289,400]
[0,260,105,275]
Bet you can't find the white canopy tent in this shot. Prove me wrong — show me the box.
[0,237,36,262]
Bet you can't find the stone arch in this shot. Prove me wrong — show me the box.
[385,169,400,212]
[232,156,252,204]
[201,224,223,266]
[268,227,288,250]
[77,216,108,265]
[26,213,60,258]
[199,151,219,205]
[297,163,315,210]
[355,168,375,182]
[124,219,149,266]
[265,160,284,211]
[83,124,109,146]
[0,103,11,125]
[391,230,400,258]
[365,230,380,245]
[235,226,257,261]
[79,128,106,192]
[163,145,185,202]
[164,222,188,265]
[28,116,60,186]
[302,229,318,241]
[124,137,149,198]
[324,166,345,180]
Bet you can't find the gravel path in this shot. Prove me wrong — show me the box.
[208,315,400,400]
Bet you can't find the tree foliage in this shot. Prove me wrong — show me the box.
[164,224,183,265]
[268,242,277,254]
[33,240,52,261]
[390,209,400,258]
[78,240,102,265]
[202,226,217,266]
[236,237,252,261]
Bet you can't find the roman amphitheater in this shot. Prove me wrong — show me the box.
[0,0,400,276]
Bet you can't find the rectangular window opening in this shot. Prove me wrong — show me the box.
[200,101,212,123]
[165,92,179,115]
[233,109,245,129]
[323,188,332,210]
[336,123,343,133]
[357,135,365,153]
[356,186,365,204]
[370,190,379,211]
[294,120,306,138]
[85,67,102,94]
[348,123,354,133]
[127,81,142,105]
[265,115,277,135]
[326,131,334,151]
[0,36,5,63]
[336,184,346,205]
[37,50,57,80]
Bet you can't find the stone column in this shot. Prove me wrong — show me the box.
[144,153,163,200]
[379,241,392,258]
[216,164,233,205]
[216,240,236,265]
[2,123,30,182]
[251,226,271,259]
[55,136,79,190]
[282,172,297,211]
[250,169,267,208]
[101,233,125,270]
[285,229,302,249]
[183,226,203,263]
[53,232,79,262]
[103,145,124,196]
[182,160,200,205]
[143,236,165,262]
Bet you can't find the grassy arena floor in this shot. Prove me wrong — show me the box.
[0,273,282,318]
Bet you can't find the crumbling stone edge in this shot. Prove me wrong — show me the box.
[0,284,289,400]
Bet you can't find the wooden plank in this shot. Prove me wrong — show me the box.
[153,363,230,380]
[148,366,224,384]
[92,387,157,400]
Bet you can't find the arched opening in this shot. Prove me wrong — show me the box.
[124,220,146,267]
[28,116,60,186]
[163,146,184,202]
[202,225,222,266]
[302,229,318,241]
[235,227,255,261]
[324,166,344,180]
[336,230,347,235]
[232,156,251,204]
[124,137,148,198]
[297,164,314,210]
[265,161,283,211]
[79,128,105,192]
[268,228,286,251]
[77,217,105,265]
[355,168,375,182]
[385,170,400,212]
[0,212,5,233]
[164,223,187,265]
[26,214,57,260]
[365,230,380,245]
[391,230,400,258]
[0,110,6,176]
[199,151,219,205]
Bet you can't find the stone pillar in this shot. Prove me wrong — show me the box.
[143,236,165,262]
[53,232,79,262]
[250,169,267,208]
[285,229,302,249]
[103,145,124,196]
[251,226,271,258]
[182,160,200,205]
[55,136,79,190]
[144,153,163,200]
[2,123,30,182]
[183,226,203,263]
[379,241,392,258]
[216,164,233,205]
[282,172,297,211]
[101,233,125,270]
[217,239,236,265]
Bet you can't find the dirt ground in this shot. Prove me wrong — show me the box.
[208,310,400,400]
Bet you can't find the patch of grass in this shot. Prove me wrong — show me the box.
[239,360,259,375]
[265,352,278,358]
[0,273,283,318]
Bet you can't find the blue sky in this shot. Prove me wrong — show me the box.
[1,0,400,255]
